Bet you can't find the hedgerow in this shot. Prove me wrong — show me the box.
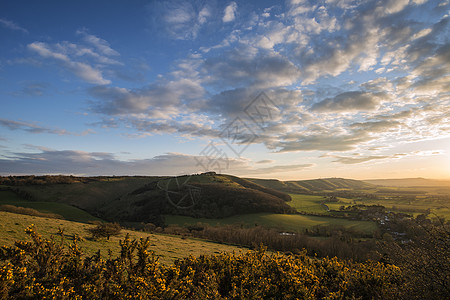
[0,225,405,299]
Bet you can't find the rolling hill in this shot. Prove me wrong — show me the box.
[247,177,376,193]
[1,173,294,226]
[363,178,450,187]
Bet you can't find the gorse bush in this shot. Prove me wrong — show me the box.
[0,225,407,299]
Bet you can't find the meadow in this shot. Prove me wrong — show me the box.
[287,194,330,214]
[325,192,450,220]
[0,211,244,265]
[165,212,377,235]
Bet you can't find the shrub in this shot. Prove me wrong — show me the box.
[0,204,63,219]
[86,222,122,240]
[0,225,407,299]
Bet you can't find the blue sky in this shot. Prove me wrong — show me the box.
[0,0,449,179]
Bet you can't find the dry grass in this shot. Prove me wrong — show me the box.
[0,211,244,265]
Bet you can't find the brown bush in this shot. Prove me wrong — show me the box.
[0,204,63,219]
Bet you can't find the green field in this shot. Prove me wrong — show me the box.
[324,193,450,220]
[287,194,329,214]
[0,191,100,223]
[0,211,244,265]
[165,213,377,235]
[286,190,450,221]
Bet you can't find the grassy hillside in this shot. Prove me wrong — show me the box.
[287,178,376,192]
[248,177,376,193]
[0,190,100,222]
[94,173,295,223]
[10,176,160,211]
[3,173,294,226]
[0,211,244,265]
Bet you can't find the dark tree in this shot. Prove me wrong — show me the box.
[87,222,122,240]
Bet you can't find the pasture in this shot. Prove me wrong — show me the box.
[165,212,377,235]
[0,211,244,265]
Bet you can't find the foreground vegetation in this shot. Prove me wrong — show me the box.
[0,212,243,265]
[1,226,405,299]
[0,172,449,299]
[2,220,448,299]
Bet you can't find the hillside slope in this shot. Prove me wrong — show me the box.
[100,173,295,224]
[0,211,243,265]
[247,177,376,193]
[3,173,294,226]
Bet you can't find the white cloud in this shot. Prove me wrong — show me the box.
[223,2,237,23]
[0,18,28,33]
[90,77,204,117]
[77,29,119,56]
[0,118,94,136]
[198,7,211,24]
[27,36,116,85]
[32,0,446,163]
[151,1,212,40]
[384,0,410,15]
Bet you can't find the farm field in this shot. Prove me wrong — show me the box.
[286,189,449,221]
[165,212,377,235]
[287,194,330,214]
[324,193,450,220]
[0,211,244,265]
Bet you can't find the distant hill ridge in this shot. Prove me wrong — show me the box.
[247,177,375,193]
[363,178,450,187]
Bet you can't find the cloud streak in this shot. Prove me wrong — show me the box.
[0,118,94,136]
[0,18,28,33]
[26,30,122,85]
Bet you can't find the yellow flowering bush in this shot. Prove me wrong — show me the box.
[0,226,406,299]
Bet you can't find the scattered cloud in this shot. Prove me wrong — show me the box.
[2,0,450,177]
[0,118,94,136]
[223,2,237,23]
[89,77,204,117]
[28,42,111,85]
[149,1,213,40]
[76,29,120,56]
[242,163,314,175]
[255,159,275,164]
[332,155,392,164]
[0,147,315,177]
[276,132,371,152]
[0,18,28,33]
[329,149,444,165]
[26,30,122,85]
[312,91,385,112]
[13,82,49,96]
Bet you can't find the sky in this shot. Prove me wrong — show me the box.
[0,0,449,180]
